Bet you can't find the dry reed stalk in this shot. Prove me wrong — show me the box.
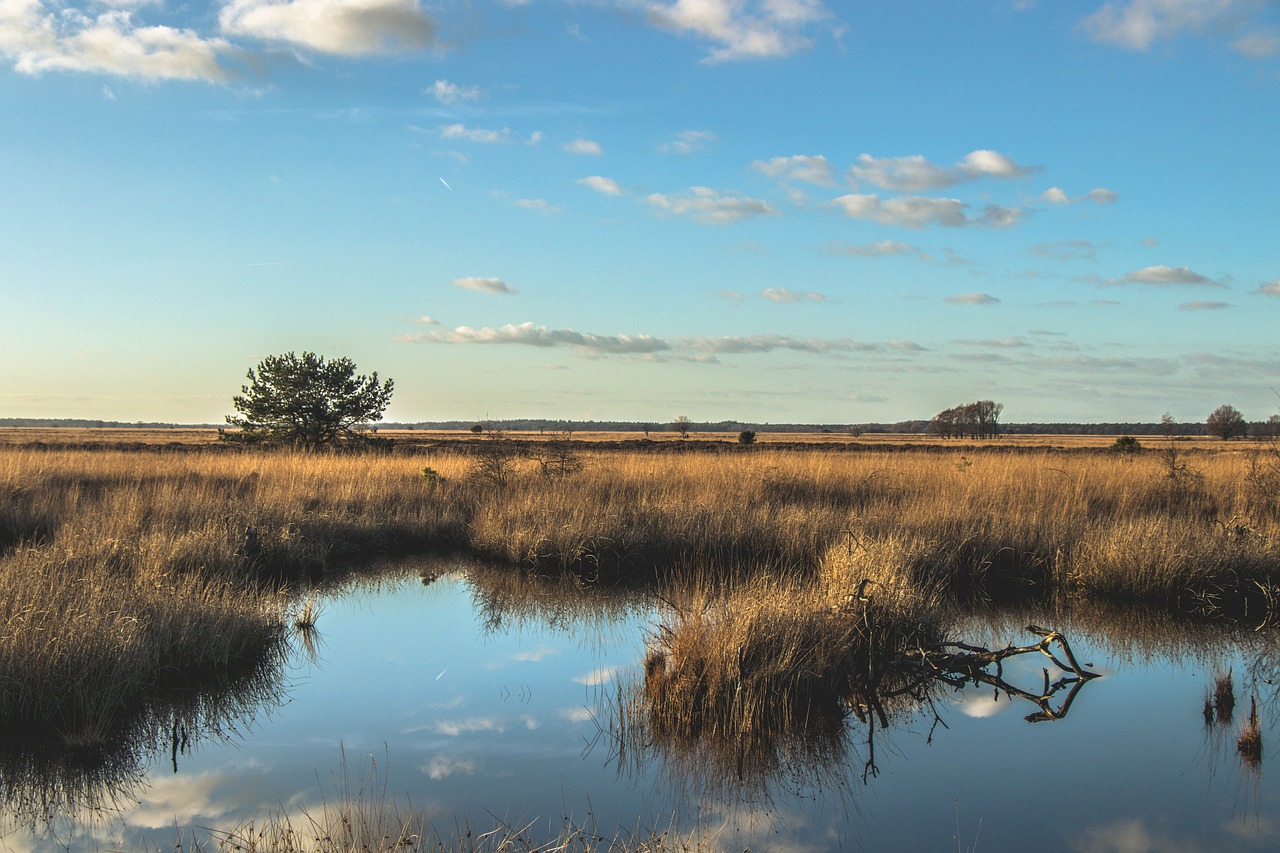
[1238,696,1263,767]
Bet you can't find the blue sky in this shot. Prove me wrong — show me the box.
[2,0,1278,425]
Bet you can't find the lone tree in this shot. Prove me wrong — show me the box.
[671,415,692,440]
[225,352,394,449]
[1206,404,1247,440]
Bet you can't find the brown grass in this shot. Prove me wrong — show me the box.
[2,435,1278,784]
[1238,696,1263,768]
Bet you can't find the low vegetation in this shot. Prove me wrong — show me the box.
[1,429,1278,843]
[1,434,1278,787]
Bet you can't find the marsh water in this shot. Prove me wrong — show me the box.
[4,558,1280,852]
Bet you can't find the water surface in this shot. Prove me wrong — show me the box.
[3,561,1278,852]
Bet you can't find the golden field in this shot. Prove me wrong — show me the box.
[1,431,1278,847]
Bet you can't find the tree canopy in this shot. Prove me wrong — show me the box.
[929,400,1004,439]
[1206,404,1247,440]
[225,352,393,449]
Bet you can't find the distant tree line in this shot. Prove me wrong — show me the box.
[0,418,205,428]
[928,401,1004,439]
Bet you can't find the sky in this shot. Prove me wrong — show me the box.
[1,0,1278,425]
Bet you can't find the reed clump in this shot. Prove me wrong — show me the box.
[635,570,945,789]
[1238,696,1263,767]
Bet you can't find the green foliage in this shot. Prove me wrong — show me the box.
[1109,435,1142,454]
[225,352,393,450]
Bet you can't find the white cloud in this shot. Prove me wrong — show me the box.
[820,240,922,258]
[759,286,826,303]
[832,194,1022,228]
[438,123,508,143]
[848,149,1035,192]
[437,123,539,144]
[1045,186,1119,205]
[751,154,835,186]
[1232,30,1280,57]
[510,645,559,662]
[513,198,559,214]
[401,321,910,360]
[1255,279,1280,296]
[408,322,671,354]
[644,0,832,62]
[434,717,501,736]
[1107,265,1224,287]
[832,194,964,227]
[577,175,623,196]
[658,129,717,154]
[684,334,880,354]
[946,292,1001,305]
[1081,0,1275,55]
[220,0,435,56]
[563,138,603,155]
[453,276,517,295]
[1041,186,1070,205]
[411,315,439,324]
[420,755,478,780]
[646,186,777,224]
[953,337,1028,347]
[1178,300,1229,310]
[1,0,233,81]
[1033,240,1099,261]
[426,79,482,103]
[573,666,619,686]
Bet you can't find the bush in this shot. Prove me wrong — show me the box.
[1109,436,1142,454]
[738,430,757,445]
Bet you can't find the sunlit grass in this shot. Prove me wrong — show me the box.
[1,437,1278,770]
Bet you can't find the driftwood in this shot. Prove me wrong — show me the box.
[850,625,1100,781]
[896,625,1099,723]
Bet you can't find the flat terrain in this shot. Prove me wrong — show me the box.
[0,426,1252,452]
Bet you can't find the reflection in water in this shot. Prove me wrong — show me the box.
[6,561,1280,850]
[0,623,290,843]
[612,598,1102,811]
[461,559,658,640]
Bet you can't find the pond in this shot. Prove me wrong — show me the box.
[3,558,1279,852]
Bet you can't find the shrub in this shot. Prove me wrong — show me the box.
[737,430,756,445]
[1109,435,1142,454]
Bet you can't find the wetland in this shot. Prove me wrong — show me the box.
[2,434,1279,850]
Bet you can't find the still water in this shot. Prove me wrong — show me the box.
[3,559,1279,852]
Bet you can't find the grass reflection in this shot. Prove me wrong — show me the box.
[0,627,289,837]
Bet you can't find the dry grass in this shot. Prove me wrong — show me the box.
[1238,696,1263,768]
[2,436,1278,780]
[630,569,945,792]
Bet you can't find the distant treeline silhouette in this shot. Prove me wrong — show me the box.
[0,417,1261,437]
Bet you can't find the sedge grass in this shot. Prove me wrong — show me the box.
[2,438,1279,784]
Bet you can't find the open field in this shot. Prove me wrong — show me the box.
[1,436,1278,766]
[2,435,1279,846]
[1,425,1262,451]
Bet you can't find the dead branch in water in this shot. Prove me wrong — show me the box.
[895,625,1100,724]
